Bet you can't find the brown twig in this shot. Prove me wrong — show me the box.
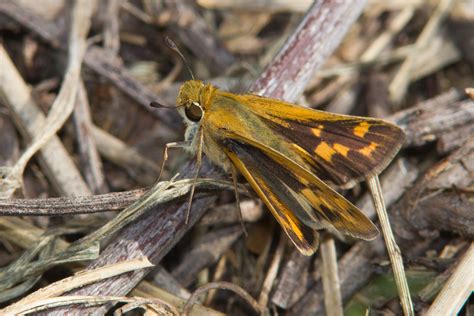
[258,231,285,309]
[253,0,368,101]
[171,226,243,287]
[388,88,471,147]
[0,189,146,216]
[73,82,108,194]
[391,136,474,241]
[271,249,311,309]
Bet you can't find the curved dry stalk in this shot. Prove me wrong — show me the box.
[1,257,153,315]
[183,281,262,316]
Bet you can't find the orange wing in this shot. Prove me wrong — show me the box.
[200,90,391,255]
[224,93,405,188]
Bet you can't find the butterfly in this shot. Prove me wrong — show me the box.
[152,77,406,256]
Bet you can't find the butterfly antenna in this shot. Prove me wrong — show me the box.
[165,36,195,80]
[149,101,178,109]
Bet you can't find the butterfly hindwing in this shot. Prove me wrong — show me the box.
[222,139,378,255]
[223,141,319,255]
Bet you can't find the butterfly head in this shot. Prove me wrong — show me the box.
[176,80,206,124]
[176,80,218,124]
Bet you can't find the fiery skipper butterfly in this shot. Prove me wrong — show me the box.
[154,42,405,256]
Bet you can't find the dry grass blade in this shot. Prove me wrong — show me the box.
[367,176,414,316]
[0,178,239,301]
[1,257,153,315]
[320,236,343,316]
[0,234,56,303]
[75,177,243,246]
[3,295,181,316]
[0,241,99,295]
[115,297,181,315]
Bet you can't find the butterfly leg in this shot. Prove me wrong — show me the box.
[185,130,203,224]
[231,164,247,236]
[157,141,191,182]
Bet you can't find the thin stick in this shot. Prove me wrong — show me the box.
[320,236,343,316]
[258,232,285,308]
[157,141,190,182]
[73,81,108,194]
[425,243,474,316]
[367,176,413,316]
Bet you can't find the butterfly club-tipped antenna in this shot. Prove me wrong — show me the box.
[165,36,195,81]
[149,101,178,109]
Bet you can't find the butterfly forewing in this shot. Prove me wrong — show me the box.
[225,93,405,188]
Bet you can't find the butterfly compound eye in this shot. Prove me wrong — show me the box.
[185,102,203,122]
